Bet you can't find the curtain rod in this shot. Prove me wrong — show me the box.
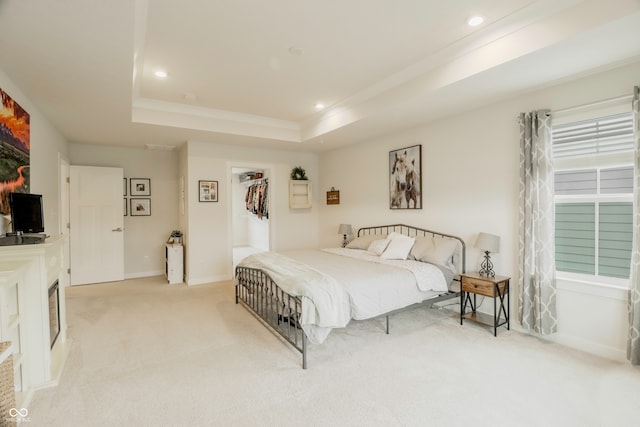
[551,93,633,115]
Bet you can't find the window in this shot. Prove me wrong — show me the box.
[552,112,634,286]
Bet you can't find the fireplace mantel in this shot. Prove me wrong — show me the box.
[0,235,69,407]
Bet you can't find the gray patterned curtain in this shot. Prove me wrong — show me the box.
[518,111,557,334]
[629,86,640,365]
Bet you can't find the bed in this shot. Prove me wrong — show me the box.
[235,224,466,368]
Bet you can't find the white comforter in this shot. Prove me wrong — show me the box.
[238,248,449,344]
[321,248,448,292]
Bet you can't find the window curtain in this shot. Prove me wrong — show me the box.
[518,110,557,334]
[629,86,640,366]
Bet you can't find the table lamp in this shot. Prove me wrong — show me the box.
[338,224,353,248]
[475,232,500,277]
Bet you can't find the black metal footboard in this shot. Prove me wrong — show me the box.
[235,266,308,369]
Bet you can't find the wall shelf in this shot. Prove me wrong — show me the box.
[289,180,312,209]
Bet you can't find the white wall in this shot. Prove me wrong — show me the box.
[319,60,640,360]
[184,140,319,285]
[0,68,69,236]
[69,144,179,279]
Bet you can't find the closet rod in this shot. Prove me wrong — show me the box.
[551,93,632,115]
[243,177,268,185]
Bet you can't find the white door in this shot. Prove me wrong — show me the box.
[70,166,124,285]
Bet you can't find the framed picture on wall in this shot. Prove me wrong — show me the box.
[123,178,127,196]
[389,144,422,209]
[123,198,127,216]
[130,178,151,196]
[130,198,151,216]
[199,180,218,202]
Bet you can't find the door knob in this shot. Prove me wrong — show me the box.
[112,227,123,232]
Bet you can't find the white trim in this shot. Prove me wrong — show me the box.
[185,274,230,286]
[555,194,632,203]
[124,270,164,280]
[544,332,626,362]
[556,275,629,299]
[551,94,632,123]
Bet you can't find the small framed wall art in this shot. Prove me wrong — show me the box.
[199,180,218,202]
[130,198,151,216]
[130,178,151,196]
[326,187,340,205]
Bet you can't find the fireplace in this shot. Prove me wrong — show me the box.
[48,280,60,349]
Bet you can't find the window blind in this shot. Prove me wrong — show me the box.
[552,112,634,158]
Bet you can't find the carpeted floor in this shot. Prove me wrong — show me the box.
[27,276,640,427]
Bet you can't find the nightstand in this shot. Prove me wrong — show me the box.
[460,272,510,336]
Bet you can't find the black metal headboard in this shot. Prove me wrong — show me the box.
[357,224,466,274]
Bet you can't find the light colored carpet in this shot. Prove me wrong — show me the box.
[27,276,640,427]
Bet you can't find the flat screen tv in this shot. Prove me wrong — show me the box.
[9,192,44,234]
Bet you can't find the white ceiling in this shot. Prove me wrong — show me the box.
[0,0,639,152]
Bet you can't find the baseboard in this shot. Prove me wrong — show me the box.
[185,274,231,286]
[124,270,164,279]
[469,303,627,362]
[50,338,72,386]
[543,332,626,362]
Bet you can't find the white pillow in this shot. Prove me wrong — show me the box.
[410,236,458,266]
[381,237,415,260]
[367,239,390,256]
[346,234,386,250]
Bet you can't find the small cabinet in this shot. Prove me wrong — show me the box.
[289,180,311,209]
[165,244,184,284]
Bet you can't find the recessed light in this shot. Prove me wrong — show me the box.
[315,103,325,111]
[467,16,484,27]
[154,70,169,79]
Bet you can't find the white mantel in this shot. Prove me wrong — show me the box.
[0,235,69,407]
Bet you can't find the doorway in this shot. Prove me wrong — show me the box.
[58,156,70,287]
[230,165,271,269]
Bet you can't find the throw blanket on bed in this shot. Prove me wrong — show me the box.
[237,251,351,343]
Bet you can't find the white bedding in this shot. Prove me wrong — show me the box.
[236,251,352,330]
[321,248,448,292]
[238,248,451,344]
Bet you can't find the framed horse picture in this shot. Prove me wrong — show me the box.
[389,144,422,209]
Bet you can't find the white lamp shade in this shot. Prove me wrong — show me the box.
[338,224,353,236]
[475,232,500,253]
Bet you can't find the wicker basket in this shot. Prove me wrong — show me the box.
[0,341,16,425]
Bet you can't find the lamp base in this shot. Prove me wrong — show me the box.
[341,235,349,248]
[478,251,495,277]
